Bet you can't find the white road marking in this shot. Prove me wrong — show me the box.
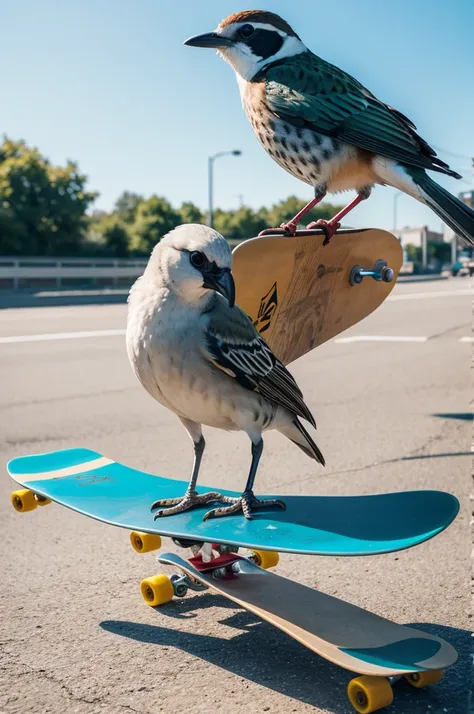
[335,335,428,344]
[389,288,474,301]
[0,286,471,345]
[0,329,126,344]
[0,328,470,346]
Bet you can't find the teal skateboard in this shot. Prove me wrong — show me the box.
[8,447,459,556]
[8,447,459,712]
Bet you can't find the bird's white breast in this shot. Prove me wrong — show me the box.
[126,280,264,430]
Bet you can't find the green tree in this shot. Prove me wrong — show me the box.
[87,213,130,257]
[405,243,422,263]
[178,201,204,225]
[266,195,343,228]
[0,136,97,254]
[429,241,451,265]
[130,195,180,253]
[114,191,143,224]
[102,220,129,257]
[213,206,267,239]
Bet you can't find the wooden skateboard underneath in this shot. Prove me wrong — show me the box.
[150,551,457,714]
[232,228,403,365]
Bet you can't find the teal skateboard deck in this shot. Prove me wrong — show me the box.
[8,448,459,556]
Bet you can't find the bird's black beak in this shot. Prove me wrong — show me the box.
[184,32,233,49]
[203,268,235,308]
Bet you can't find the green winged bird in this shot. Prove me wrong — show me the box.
[185,10,474,245]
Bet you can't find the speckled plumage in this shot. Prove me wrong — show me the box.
[185,12,474,245]
[239,77,376,193]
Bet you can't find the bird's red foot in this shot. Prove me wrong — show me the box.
[280,221,298,235]
[306,219,341,245]
[258,221,297,237]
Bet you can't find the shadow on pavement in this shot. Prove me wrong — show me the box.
[138,592,240,621]
[432,413,473,421]
[396,451,472,462]
[100,614,471,714]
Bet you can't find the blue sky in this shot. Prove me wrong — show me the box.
[3,0,473,233]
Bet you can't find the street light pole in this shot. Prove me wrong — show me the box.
[208,155,214,229]
[393,191,402,235]
[207,150,242,227]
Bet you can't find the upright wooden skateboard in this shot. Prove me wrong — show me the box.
[232,228,402,364]
[146,552,457,714]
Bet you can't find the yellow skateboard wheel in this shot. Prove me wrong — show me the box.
[140,574,174,607]
[347,675,393,713]
[36,495,52,506]
[249,549,279,569]
[11,489,37,513]
[130,531,162,554]
[404,670,443,688]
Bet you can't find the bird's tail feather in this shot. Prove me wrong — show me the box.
[279,418,325,466]
[413,171,474,248]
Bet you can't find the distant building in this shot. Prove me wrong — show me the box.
[459,190,474,209]
[443,190,474,246]
[394,225,444,248]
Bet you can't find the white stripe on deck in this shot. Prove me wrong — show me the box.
[15,456,115,482]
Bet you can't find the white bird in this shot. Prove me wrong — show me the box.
[126,224,324,520]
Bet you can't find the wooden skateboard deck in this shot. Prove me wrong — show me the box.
[158,552,457,678]
[9,447,459,556]
[232,228,403,365]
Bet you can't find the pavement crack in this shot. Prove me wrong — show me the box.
[429,322,471,339]
[273,430,460,489]
[1,649,157,714]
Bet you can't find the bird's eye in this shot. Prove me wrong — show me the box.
[190,251,205,268]
[239,24,255,39]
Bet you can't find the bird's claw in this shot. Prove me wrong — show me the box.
[203,491,286,521]
[258,222,297,237]
[306,219,341,245]
[151,490,223,518]
[279,221,298,236]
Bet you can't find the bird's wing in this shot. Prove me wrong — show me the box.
[263,53,456,176]
[200,301,316,427]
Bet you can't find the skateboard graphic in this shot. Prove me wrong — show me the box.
[232,228,403,364]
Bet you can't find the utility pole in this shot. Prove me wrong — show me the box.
[421,226,428,270]
[392,191,402,235]
[207,150,242,227]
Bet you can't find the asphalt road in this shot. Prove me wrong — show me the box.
[1,278,472,714]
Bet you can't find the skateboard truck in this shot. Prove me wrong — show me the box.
[159,550,249,599]
[349,259,394,286]
[169,572,207,597]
